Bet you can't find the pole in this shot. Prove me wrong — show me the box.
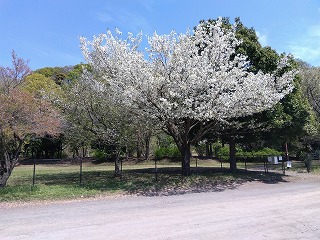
[196,157,198,175]
[264,158,269,174]
[32,158,36,187]
[155,156,158,182]
[79,157,83,185]
[283,142,289,175]
[245,158,247,171]
[79,144,85,185]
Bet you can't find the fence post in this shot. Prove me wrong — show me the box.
[32,158,36,187]
[79,157,83,185]
[154,156,158,182]
[196,157,198,175]
[264,157,269,174]
[245,158,247,171]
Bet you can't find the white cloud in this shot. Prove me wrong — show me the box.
[119,10,149,33]
[287,24,320,66]
[288,44,320,65]
[308,24,320,37]
[96,7,151,34]
[97,12,113,23]
[256,31,268,46]
[137,0,154,12]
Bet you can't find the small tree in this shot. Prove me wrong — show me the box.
[62,70,142,176]
[0,53,61,187]
[80,19,296,175]
[0,51,31,94]
[300,66,320,117]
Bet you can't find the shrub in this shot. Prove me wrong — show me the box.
[155,144,181,158]
[253,148,282,156]
[92,149,107,162]
[299,152,313,172]
[216,146,282,161]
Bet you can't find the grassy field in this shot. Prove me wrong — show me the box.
[0,158,317,202]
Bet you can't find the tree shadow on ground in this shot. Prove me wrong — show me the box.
[126,167,287,196]
[31,167,287,197]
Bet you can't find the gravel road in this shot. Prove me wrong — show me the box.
[1,172,320,240]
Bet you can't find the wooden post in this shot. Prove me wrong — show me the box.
[79,157,83,185]
[32,158,36,187]
[283,143,289,175]
[155,156,158,182]
[196,157,198,175]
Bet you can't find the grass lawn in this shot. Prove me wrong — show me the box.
[0,158,317,202]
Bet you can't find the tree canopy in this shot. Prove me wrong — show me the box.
[80,19,296,175]
[0,52,62,187]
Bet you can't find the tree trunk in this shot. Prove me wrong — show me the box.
[229,137,237,173]
[0,152,17,187]
[0,135,22,188]
[114,150,122,177]
[165,118,195,176]
[181,143,191,176]
[136,141,142,159]
[209,143,213,157]
[205,142,213,157]
[205,143,209,157]
[144,133,151,161]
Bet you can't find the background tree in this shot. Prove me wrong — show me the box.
[199,18,313,171]
[80,19,296,176]
[0,53,61,187]
[299,65,320,151]
[300,66,320,118]
[34,66,70,85]
[0,51,31,93]
[62,70,145,176]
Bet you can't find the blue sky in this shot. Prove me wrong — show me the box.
[0,0,319,70]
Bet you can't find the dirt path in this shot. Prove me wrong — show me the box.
[1,172,320,240]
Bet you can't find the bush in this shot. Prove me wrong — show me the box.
[216,146,282,161]
[216,146,230,160]
[253,148,282,156]
[92,149,107,162]
[155,144,181,158]
[299,152,313,172]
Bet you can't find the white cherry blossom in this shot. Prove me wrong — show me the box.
[80,19,296,175]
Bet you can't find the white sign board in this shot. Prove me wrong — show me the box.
[287,161,292,168]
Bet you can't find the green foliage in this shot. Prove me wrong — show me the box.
[66,64,91,84]
[261,77,316,151]
[21,73,61,99]
[252,148,282,156]
[155,144,181,159]
[154,133,181,158]
[200,17,314,156]
[298,152,313,172]
[92,149,107,162]
[216,146,230,160]
[200,17,280,74]
[34,67,67,85]
[216,145,282,161]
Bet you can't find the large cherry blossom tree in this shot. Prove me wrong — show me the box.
[80,19,296,175]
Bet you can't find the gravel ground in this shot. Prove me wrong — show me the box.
[1,171,320,240]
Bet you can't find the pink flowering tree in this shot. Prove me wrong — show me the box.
[0,52,62,187]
